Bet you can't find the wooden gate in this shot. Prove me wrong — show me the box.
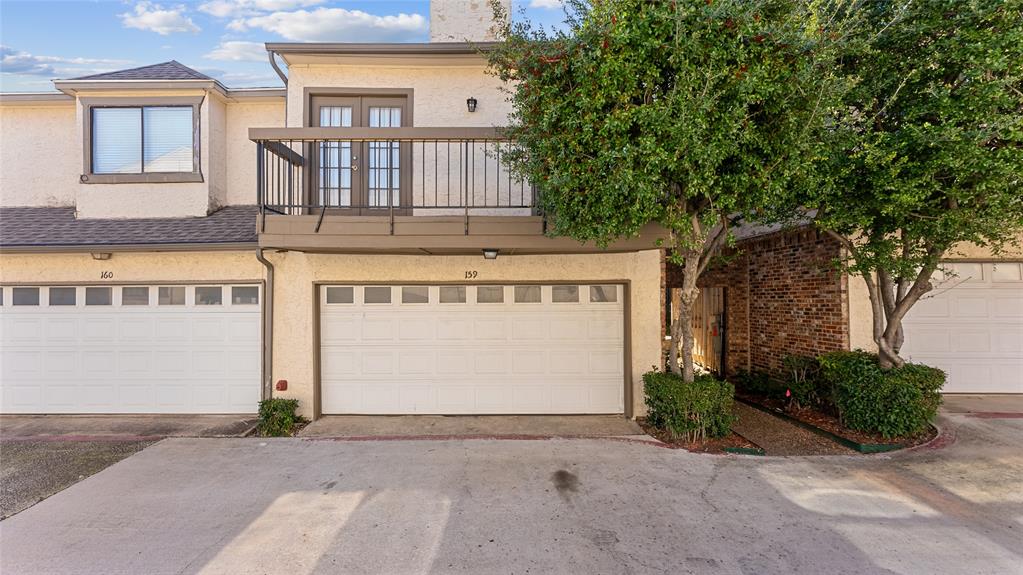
[691,287,725,374]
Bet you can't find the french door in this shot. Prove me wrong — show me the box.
[311,95,411,214]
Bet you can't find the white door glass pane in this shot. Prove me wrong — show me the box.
[318,106,353,207]
[552,285,579,303]
[12,287,39,306]
[401,286,429,304]
[514,285,541,303]
[477,286,504,303]
[439,286,466,303]
[122,287,150,305]
[368,106,401,208]
[159,286,186,305]
[85,287,112,306]
[92,108,142,174]
[326,286,354,304]
[364,286,391,304]
[195,286,223,305]
[143,107,193,172]
[589,285,618,303]
[49,287,76,306]
[232,286,259,305]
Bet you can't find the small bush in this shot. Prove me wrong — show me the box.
[643,371,735,442]
[781,355,823,409]
[257,398,304,437]
[734,369,786,399]
[818,351,944,438]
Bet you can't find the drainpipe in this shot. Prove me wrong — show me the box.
[268,50,288,86]
[255,248,274,401]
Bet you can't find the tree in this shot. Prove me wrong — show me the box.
[488,0,845,381]
[812,0,1023,369]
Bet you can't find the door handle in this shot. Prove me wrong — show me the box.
[351,156,359,171]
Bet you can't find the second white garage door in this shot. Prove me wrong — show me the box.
[902,262,1023,393]
[320,284,625,414]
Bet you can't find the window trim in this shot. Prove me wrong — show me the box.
[81,96,203,184]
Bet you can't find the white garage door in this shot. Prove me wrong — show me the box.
[902,262,1023,393]
[0,284,261,414]
[320,284,625,414]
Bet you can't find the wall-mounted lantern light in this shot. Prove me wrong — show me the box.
[466,97,478,113]
[482,248,499,260]
[91,252,112,261]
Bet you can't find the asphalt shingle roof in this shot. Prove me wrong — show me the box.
[69,61,212,81]
[0,206,258,248]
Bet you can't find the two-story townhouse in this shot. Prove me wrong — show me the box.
[0,2,667,419]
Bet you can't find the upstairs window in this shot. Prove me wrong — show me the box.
[91,106,195,175]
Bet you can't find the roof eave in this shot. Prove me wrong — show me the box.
[53,78,229,97]
[264,41,500,55]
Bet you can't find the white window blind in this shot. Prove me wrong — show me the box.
[144,107,193,172]
[92,106,194,174]
[92,108,142,174]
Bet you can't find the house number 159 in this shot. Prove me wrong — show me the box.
[464,270,478,279]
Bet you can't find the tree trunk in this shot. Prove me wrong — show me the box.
[668,294,682,375]
[678,287,698,383]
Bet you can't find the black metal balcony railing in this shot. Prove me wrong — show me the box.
[251,127,536,232]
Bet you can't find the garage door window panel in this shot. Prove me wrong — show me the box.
[49,287,77,306]
[85,287,112,306]
[477,286,504,304]
[326,286,354,304]
[552,285,579,303]
[195,287,222,306]
[231,286,259,305]
[122,287,150,306]
[401,286,429,304]
[439,286,466,304]
[590,285,618,303]
[159,286,186,306]
[12,288,39,306]
[514,286,541,304]
[364,287,391,304]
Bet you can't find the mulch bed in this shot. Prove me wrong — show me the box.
[737,393,937,449]
[636,418,762,453]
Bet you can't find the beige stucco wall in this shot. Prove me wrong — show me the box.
[225,100,286,206]
[430,0,508,42]
[0,103,78,207]
[0,250,263,285]
[845,232,1023,352]
[286,63,510,128]
[266,249,664,419]
[208,96,228,210]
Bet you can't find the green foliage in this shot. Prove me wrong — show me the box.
[734,369,785,399]
[809,0,1023,367]
[643,370,736,442]
[818,351,945,438]
[488,0,844,250]
[257,398,304,437]
[781,354,823,409]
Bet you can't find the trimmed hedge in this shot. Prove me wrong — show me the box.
[643,371,735,442]
[257,398,304,437]
[818,351,944,438]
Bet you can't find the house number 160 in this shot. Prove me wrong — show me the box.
[100,271,113,279]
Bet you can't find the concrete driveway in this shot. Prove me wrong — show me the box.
[0,415,257,519]
[1,408,1021,575]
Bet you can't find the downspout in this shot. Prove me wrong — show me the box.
[256,248,274,402]
[268,50,288,86]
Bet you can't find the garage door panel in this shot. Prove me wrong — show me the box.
[322,283,625,414]
[0,283,260,414]
[903,264,1022,393]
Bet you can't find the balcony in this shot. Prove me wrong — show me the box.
[250,127,664,254]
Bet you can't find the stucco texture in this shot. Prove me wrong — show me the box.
[225,101,285,206]
[266,249,664,419]
[287,64,510,129]
[0,251,263,285]
[0,103,78,208]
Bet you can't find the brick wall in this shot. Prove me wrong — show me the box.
[665,227,848,378]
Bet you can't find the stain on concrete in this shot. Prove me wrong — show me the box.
[551,469,579,501]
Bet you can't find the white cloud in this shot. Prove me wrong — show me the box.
[198,0,324,19]
[0,45,131,77]
[230,7,427,42]
[204,40,266,62]
[529,0,563,8]
[120,2,200,35]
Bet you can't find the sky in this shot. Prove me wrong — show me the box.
[0,0,569,92]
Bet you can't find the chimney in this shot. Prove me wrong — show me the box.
[430,0,509,42]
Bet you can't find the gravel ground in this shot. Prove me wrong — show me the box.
[731,402,853,456]
[0,440,155,519]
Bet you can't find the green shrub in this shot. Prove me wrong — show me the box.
[781,355,823,409]
[734,369,786,399]
[257,398,304,437]
[818,351,944,438]
[643,371,735,442]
